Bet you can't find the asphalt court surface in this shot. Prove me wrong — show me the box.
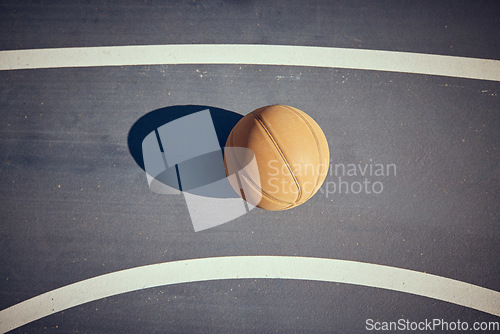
[0,1,499,333]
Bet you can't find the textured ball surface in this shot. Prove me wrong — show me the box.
[224,105,330,211]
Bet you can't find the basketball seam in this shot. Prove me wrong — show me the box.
[226,135,294,207]
[282,105,324,202]
[251,112,302,204]
[237,172,295,209]
[225,128,295,207]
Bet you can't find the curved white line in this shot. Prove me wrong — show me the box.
[0,256,498,332]
[0,44,499,81]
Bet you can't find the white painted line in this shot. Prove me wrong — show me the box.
[0,256,498,332]
[0,45,499,81]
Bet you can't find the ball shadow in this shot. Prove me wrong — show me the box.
[127,105,243,198]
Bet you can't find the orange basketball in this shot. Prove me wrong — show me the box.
[224,105,330,211]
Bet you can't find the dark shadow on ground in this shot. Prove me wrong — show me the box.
[127,105,243,197]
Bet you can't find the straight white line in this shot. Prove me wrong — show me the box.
[0,44,499,81]
[0,256,498,333]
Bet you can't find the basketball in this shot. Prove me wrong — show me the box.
[224,105,330,211]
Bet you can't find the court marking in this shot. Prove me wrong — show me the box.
[1,256,499,332]
[0,44,499,81]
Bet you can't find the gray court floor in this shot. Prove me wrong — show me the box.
[0,1,499,333]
